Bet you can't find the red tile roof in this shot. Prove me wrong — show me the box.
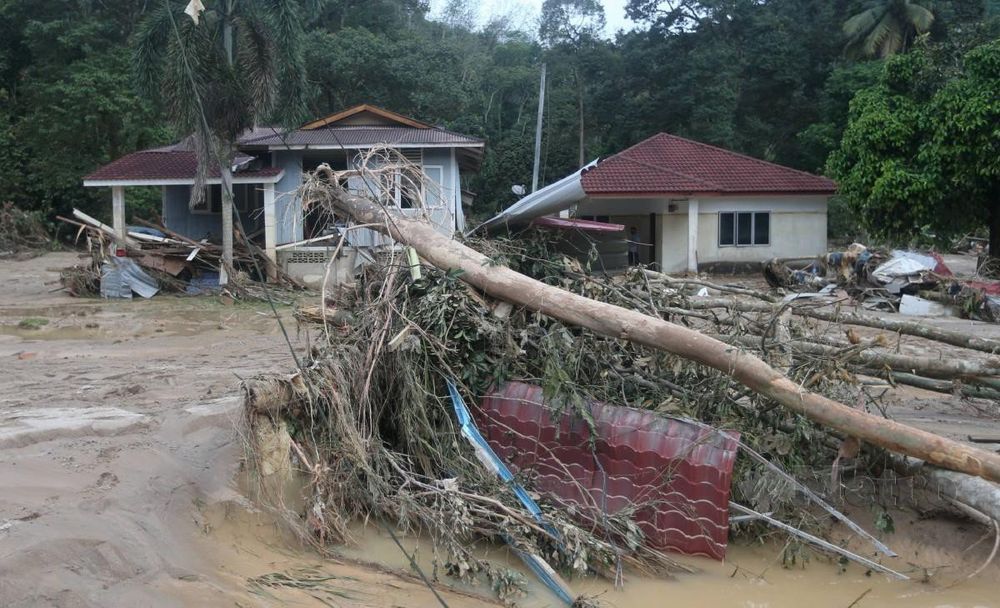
[83,150,282,182]
[582,133,836,196]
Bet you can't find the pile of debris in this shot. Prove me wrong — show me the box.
[765,244,1000,321]
[0,202,52,259]
[238,166,1000,605]
[57,208,300,300]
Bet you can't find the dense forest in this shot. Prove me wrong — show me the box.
[0,0,997,244]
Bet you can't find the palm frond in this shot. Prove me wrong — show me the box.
[905,2,935,32]
[234,13,279,117]
[843,6,881,37]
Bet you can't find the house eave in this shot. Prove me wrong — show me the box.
[249,142,486,152]
[83,170,285,188]
[583,189,835,198]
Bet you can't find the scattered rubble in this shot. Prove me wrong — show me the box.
[56,208,302,301]
[765,244,1000,322]
[233,167,1000,606]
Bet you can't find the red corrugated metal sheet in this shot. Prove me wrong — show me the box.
[530,216,625,232]
[476,382,739,560]
[581,133,836,196]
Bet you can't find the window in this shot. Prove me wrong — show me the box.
[578,215,611,223]
[234,184,264,213]
[424,165,444,207]
[718,211,770,246]
[191,185,221,214]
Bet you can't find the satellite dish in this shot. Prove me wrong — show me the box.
[511,184,526,196]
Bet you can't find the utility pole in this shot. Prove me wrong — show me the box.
[219,0,234,285]
[530,63,546,193]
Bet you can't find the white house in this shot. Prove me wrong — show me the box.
[483,133,835,273]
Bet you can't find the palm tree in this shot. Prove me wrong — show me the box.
[844,0,935,59]
[134,0,307,283]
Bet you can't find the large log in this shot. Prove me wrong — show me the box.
[322,184,1000,484]
[685,296,1000,356]
[722,334,1000,381]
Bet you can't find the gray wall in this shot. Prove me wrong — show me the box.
[162,186,222,240]
[273,151,304,244]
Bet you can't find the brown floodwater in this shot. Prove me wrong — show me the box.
[198,493,999,608]
[336,524,998,608]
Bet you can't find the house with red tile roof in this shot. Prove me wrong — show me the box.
[83,104,484,285]
[483,133,835,273]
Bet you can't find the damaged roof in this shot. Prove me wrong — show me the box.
[582,133,836,196]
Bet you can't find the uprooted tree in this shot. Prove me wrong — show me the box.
[311,165,1000,484]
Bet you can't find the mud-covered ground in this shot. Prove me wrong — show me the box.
[1,251,998,608]
[0,252,493,607]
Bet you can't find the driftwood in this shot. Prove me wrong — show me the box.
[321,185,1000,484]
[721,334,1000,383]
[686,296,1000,356]
[893,456,1000,523]
[798,308,1000,355]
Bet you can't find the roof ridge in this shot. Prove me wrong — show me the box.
[648,132,832,183]
[612,149,725,191]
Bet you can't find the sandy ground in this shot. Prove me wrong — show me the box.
[0,252,494,608]
[2,251,999,608]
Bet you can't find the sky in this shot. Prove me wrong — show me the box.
[427,0,637,37]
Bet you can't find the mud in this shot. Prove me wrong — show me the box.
[1,252,998,608]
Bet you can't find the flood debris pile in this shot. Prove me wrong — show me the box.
[56,208,300,300]
[766,244,1000,321]
[240,228,999,603]
[0,202,52,259]
[239,162,1000,604]
[244,254,696,605]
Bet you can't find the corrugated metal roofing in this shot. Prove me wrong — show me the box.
[476,382,740,560]
[83,150,282,182]
[238,125,484,148]
[582,133,836,196]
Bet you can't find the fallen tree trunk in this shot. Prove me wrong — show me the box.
[685,297,1000,356]
[893,456,1000,523]
[799,308,1000,355]
[322,184,1000,484]
[642,269,779,303]
[722,334,1000,382]
[885,371,1000,400]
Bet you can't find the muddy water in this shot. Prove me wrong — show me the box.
[204,463,1000,607]
[336,524,998,608]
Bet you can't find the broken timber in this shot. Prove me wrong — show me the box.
[319,179,1000,484]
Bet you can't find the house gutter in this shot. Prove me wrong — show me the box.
[471,159,599,234]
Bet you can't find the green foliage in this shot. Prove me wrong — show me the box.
[17,317,48,329]
[828,39,1000,251]
[843,0,935,59]
[0,0,994,235]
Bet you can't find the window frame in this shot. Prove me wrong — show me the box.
[423,164,444,208]
[717,210,771,247]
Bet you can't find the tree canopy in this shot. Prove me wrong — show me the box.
[829,39,1000,251]
[0,0,996,242]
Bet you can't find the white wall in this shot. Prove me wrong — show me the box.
[577,195,828,272]
[695,196,828,265]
